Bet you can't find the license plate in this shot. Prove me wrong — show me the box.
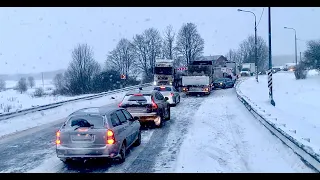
[71,134,94,141]
[190,87,201,91]
[127,107,147,112]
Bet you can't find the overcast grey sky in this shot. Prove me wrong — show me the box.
[0,7,319,74]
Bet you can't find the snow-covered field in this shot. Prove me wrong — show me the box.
[0,91,126,138]
[238,70,320,158]
[0,79,94,114]
[5,79,54,89]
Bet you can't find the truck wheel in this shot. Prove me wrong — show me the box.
[165,107,171,120]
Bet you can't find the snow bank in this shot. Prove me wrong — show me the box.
[0,89,94,114]
[0,91,126,138]
[238,70,320,157]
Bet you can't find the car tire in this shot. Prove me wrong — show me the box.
[60,158,72,164]
[157,116,164,128]
[165,107,171,120]
[133,131,141,147]
[117,142,126,163]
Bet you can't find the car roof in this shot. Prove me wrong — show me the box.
[154,85,173,88]
[126,89,157,95]
[68,107,124,117]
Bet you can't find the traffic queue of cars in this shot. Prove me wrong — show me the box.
[54,80,235,165]
[55,85,180,164]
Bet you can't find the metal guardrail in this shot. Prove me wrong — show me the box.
[0,83,152,121]
[235,78,320,172]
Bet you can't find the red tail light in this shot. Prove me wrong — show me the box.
[134,94,143,96]
[118,102,122,107]
[170,93,174,97]
[151,97,158,109]
[106,130,115,145]
[56,130,61,145]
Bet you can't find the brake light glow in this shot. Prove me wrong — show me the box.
[106,130,115,145]
[118,102,122,107]
[170,93,174,96]
[160,86,165,89]
[56,130,61,145]
[151,97,158,109]
[134,94,143,96]
[56,139,61,145]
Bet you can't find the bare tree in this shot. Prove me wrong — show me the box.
[16,77,28,93]
[175,23,204,65]
[0,79,5,91]
[28,76,35,88]
[225,49,242,65]
[106,38,136,77]
[64,43,101,95]
[132,28,162,78]
[53,73,65,92]
[303,40,320,70]
[238,35,268,72]
[162,25,175,59]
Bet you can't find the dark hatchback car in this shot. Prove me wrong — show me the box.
[119,89,170,128]
[56,107,141,164]
[212,78,235,89]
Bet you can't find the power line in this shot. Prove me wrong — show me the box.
[257,8,265,27]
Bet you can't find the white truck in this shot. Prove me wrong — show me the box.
[182,76,210,96]
[153,59,175,86]
[240,63,255,76]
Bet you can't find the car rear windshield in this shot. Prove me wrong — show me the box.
[67,115,105,128]
[214,79,226,83]
[122,94,152,104]
[154,87,172,91]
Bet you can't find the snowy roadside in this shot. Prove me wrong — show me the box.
[172,89,313,173]
[0,91,126,139]
[0,89,95,114]
[237,70,320,161]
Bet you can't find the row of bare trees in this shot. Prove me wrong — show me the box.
[226,35,269,72]
[53,23,205,95]
[106,23,205,83]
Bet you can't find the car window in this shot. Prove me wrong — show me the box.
[122,94,152,105]
[122,109,133,120]
[156,92,164,100]
[154,87,172,91]
[68,115,105,128]
[116,110,127,123]
[110,113,121,127]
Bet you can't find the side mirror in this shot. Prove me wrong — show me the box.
[133,116,139,121]
[164,97,169,101]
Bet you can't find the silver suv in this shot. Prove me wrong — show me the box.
[56,107,141,164]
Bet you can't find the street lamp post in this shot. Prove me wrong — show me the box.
[268,7,275,106]
[284,27,298,66]
[238,9,259,83]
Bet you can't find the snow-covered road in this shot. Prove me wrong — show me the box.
[0,87,315,173]
[174,88,314,173]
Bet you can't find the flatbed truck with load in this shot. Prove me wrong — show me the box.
[181,59,213,96]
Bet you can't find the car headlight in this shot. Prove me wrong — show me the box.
[153,81,157,85]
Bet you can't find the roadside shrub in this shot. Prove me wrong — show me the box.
[34,87,45,97]
[294,62,307,80]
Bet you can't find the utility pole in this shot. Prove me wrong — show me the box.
[237,9,259,83]
[300,52,302,62]
[284,26,298,66]
[268,7,275,106]
[42,72,44,88]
